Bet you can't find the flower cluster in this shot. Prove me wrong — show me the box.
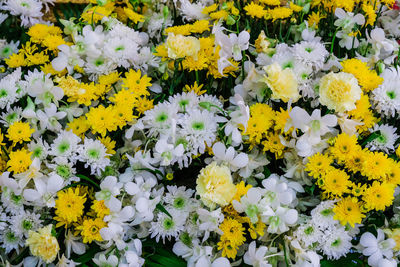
[1,0,400,266]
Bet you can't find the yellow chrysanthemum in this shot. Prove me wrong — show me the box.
[136,97,154,114]
[122,69,152,97]
[330,133,360,163]
[54,188,86,227]
[305,153,333,178]
[6,121,34,144]
[262,132,285,158]
[124,8,144,24]
[244,3,267,18]
[86,105,118,137]
[320,168,350,198]
[91,200,110,219]
[333,197,365,227]
[184,82,206,95]
[363,181,395,211]
[7,149,32,174]
[232,181,252,202]
[26,225,59,264]
[219,218,246,247]
[361,152,392,180]
[76,218,107,243]
[67,116,89,137]
[266,7,293,21]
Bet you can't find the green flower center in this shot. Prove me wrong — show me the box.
[56,165,71,179]
[191,121,205,131]
[163,218,175,230]
[173,197,185,209]
[88,148,100,160]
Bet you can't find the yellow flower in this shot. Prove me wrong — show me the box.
[98,136,116,155]
[76,218,107,243]
[362,4,377,26]
[7,149,32,174]
[245,103,275,144]
[136,97,154,114]
[122,69,152,97]
[361,152,391,180]
[333,197,365,227]
[91,200,110,219]
[330,133,360,163]
[166,34,201,60]
[262,62,300,103]
[81,3,115,23]
[219,218,246,247]
[232,181,252,202]
[320,168,351,198]
[67,116,89,137]
[184,82,207,95]
[319,72,362,112]
[26,225,59,264]
[266,7,293,21]
[54,188,86,227]
[196,161,237,208]
[217,239,238,259]
[308,11,326,29]
[305,153,333,178]
[7,121,34,144]
[5,52,25,68]
[363,181,394,211]
[244,3,267,18]
[124,8,144,24]
[341,59,383,92]
[86,105,118,137]
[262,132,285,158]
[98,71,120,85]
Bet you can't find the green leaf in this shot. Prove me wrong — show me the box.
[155,203,172,218]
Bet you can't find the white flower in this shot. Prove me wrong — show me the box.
[0,68,23,109]
[372,67,400,117]
[0,12,8,25]
[310,200,337,229]
[366,27,399,64]
[0,40,18,59]
[164,185,195,213]
[140,102,178,137]
[122,239,144,267]
[95,176,122,207]
[64,230,85,258]
[154,138,184,166]
[211,142,248,171]
[197,208,224,241]
[322,228,352,260]
[293,41,329,69]
[229,31,250,61]
[293,221,324,249]
[243,241,273,267]
[13,157,43,189]
[149,208,186,243]
[23,175,64,207]
[2,0,43,27]
[334,8,365,31]
[232,187,265,223]
[51,44,84,74]
[178,0,208,22]
[77,138,110,176]
[10,210,42,238]
[93,254,119,267]
[366,124,399,153]
[50,130,81,160]
[36,103,67,132]
[359,229,396,267]
[261,174,297,209]
[262,206,298,234]
[0,226,24,253]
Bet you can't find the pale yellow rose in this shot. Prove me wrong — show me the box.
[262,62,300,103]
[196,161,237,208]
[319,72,362,113]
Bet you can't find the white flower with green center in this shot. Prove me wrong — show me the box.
[28,138,49,160]
[164,185,195,213]
[367,124,399,153]
[168,92,199,113]
[0,106,22,127]
[10,210,42,238]
[322,228,352,260]
[372,67,400,117]
[50,130,81,160]
[150,208,185,243]
[232,188,264,224]
[293,221,323,249]
[310,200,337,228]
[2,0,43,27]
[47,157,79,185]
[0,227,23,253]
[78,138,110,176]
[0,40,18,60]
[0,68,22,109]
[262,206,298,234]
[141,102,178,136]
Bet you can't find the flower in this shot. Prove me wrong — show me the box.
[243,241,273,267]
[7,149,32,174]
[26,225,60,264]
[333,197,365,227]
[196,161,237,208]
[319,71,362,112]
[6,121,34,144]
[166,33,201,59]
[360,229,396,267]
[76,218,107,244]
[362,182,394,211]
[54,188,86,227]
[261,62,300,103]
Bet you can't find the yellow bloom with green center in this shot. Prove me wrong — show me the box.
[26,225,59,264]
[76,218,107,243]
[7,121,34,144]
[54,188,86,227]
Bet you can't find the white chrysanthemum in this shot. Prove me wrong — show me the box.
[103,36,139,68]
[178,0,208,22]
[10,210,42,238]
[198,94,223,113]
[293,41,329,69]
[84,56,116,81]
[0,12,8,24]
[150,208,186,243]
[168,92,199,113]
[181,109,218,154]
[371,67,400,117]
[0,106,22,126]
[0,226,24,253]
[141,102,179,136]
[78,138,110,176]
[322,228,352,260]
[47,157,78,185]
[2,0,43,27]
[50,130,81,160]
[293,222,324,249]
[310,200,338,229]
[0,40,19,59]
[0,68,22,109]
[28,138,49,160]
[164,185,195,213]
[366,124,399,153]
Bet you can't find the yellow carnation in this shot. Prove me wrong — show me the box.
[319,72,362,113]
[26,225,59,264]
[196,161,237,208]
[166,34,201,60]
[262,62,300,102]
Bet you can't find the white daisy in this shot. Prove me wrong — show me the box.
[371,67,400,117]
[367,124,399,153]
[164,185,195,213]
[150,208,186,243]
[10,210,42,238]
[50,130,81,160]
[310,200,338,229]
[0,226,24,253]
[293,41,329,69]
[168,92,199,113]
[293,221,324,249]
[141,102,179,137]
[0,106,22,126]
[28,137,49,160]
[2,0,43,27]
[78,138,110,176]
[0,40,19,59]
[322,228,352,260]
[0,68,22,109]
[103,36,138,68]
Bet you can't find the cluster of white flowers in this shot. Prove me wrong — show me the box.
[0,0,53,27]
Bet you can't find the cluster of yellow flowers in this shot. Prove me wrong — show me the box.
[306,133,400,227]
